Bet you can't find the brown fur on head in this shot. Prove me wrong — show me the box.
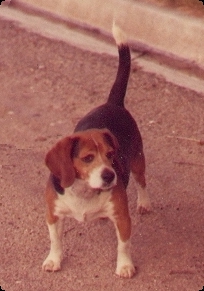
[45,128,119,189]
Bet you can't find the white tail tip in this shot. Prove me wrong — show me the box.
[112,22,127,46]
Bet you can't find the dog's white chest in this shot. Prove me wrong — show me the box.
[54,182,114,222]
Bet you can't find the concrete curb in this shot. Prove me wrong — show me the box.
[12,0,204,70]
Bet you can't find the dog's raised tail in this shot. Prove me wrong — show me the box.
[107,23,131,107]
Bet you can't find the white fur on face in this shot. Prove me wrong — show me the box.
[88,165,117,189]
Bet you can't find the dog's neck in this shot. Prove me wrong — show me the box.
[69,179,101,199]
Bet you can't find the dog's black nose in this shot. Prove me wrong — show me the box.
[101,169,115,184]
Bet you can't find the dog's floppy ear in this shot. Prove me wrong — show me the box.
[102,129,124,174]
[45,136,78,188]
[102,129,119,150]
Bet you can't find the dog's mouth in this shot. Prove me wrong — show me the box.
[99,180,116,191]
[70,179,100,198]
[69,171,116,200]
[92,172,117,192]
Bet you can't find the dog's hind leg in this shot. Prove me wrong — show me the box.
[130,152,151,214]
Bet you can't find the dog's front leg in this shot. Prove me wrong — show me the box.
[42,218,64,272]
[114,217,135,278]
[111,187,135,278]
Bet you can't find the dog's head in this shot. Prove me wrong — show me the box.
[45,129,120,190]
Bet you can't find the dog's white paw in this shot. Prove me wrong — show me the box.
[136,186,152,214]
[116,264,136,278]
[137,202,152,214]
[42,258,61,272]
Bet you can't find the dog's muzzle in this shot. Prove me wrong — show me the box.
[88,166,117,190]
[101,168,116,186]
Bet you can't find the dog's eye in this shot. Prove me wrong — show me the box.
[81,154,94,163]
[106,151,114,160]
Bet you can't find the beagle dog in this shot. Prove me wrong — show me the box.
[42,24,151,278]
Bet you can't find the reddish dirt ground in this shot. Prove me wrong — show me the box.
[0,18,204,291]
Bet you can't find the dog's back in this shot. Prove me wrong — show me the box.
[74,25,143,187]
